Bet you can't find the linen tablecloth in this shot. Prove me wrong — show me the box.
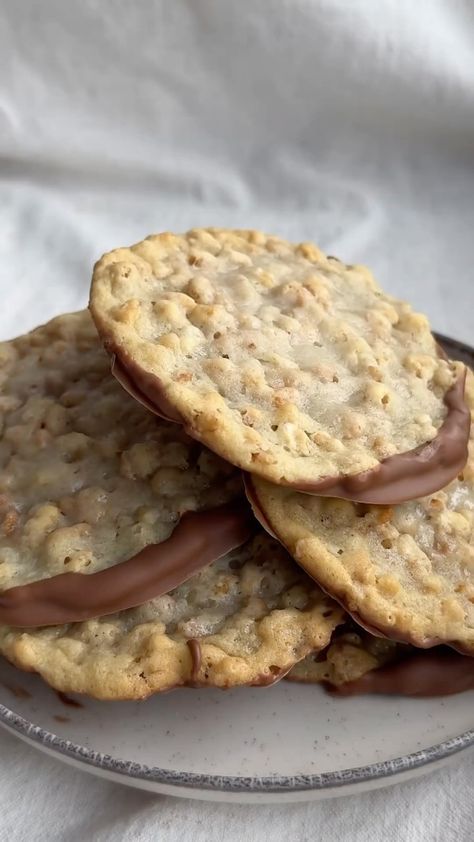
[0,2,473,839]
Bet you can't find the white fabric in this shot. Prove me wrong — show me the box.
[0,1,473,838]
[0,729,472,842]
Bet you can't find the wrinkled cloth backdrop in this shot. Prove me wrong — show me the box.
[0,1,473,840]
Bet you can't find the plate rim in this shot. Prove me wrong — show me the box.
[1,698,473,795]
[1,331,473,795]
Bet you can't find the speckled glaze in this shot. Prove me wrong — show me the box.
[0,333,472,804]
[1,700,473,797]
[0,661,473,803]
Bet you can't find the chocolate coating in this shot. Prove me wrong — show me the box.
[110,354,180,422]
[242,474,279,540]
[331,648,474,697]
[0,502,255,627]
[186,638,202,685]
[111,350,185,424]
[112,350,469,506]
[244,473,474,657]
[295,370,469,504]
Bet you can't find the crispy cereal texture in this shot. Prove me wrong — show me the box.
[287,628,402,686]
[0,312,342,698]
[0,531,343,699]
[251,372,474,654]
[90,228,461,488]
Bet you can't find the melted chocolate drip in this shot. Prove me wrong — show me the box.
[187,638,202,685]
[112,356,182,423]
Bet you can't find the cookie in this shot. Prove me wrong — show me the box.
[0,312,342,698]
[90,228,468,504]
[0,529,343,699]
[247,367,474,654]
[288,636,474,697]
[287,626,402,686]
[329,649,474,697]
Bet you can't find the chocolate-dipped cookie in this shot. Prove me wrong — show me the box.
[247,370,474,654]
[288,630,474,697]
[287,626,402,686]
[0,312,342,698]
[90,228,468,504]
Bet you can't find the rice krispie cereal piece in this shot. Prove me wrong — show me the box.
[90,228,468,503]
[248,370,474,654]
[0,312,342,697]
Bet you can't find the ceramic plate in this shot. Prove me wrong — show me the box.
[0,334,473,804]
[0,657,473,803]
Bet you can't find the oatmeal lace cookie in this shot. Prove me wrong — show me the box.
[90,228,468,503]
[0,311,342,697]
[287,627,402,686]
[248,368,474,654]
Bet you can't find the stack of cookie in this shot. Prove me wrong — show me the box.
[0,229,472,700]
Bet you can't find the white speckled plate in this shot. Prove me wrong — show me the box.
[0,657,473,803]
[0,335,473,803]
